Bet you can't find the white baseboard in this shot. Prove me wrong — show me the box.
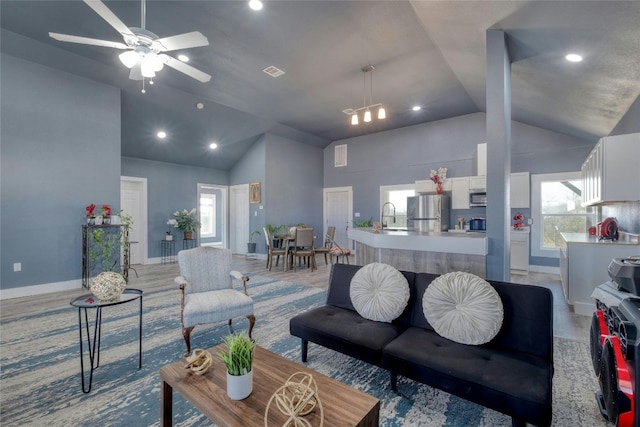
[529,265,560,275]
[573,301,596,317]
[0,279,83,300]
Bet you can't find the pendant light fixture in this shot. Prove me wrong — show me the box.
[344,65,386,126]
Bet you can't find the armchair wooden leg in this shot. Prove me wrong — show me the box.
[247,315,256,339]
[228,319,235,335]
[324,253,328,265]
[182,326,195,358]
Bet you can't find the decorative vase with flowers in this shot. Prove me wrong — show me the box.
[101,204,112,224]
[430,167,448,195]
[169,209,200,240]
[86,203,96,225]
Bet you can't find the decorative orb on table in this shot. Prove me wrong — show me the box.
[90,271,127,301]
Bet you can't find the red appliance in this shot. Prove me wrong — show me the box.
[599,217,619,241]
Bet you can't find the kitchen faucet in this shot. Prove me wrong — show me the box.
[380,202,396,231]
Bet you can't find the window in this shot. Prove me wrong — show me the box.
[380,184,415,228]
[531,172,595,257]
[200,194,216,238]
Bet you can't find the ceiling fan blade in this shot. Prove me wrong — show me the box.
[129,66,143,81]
[155,31,209,52]
[49,32,128,49]
[82,0,135,37]
[162,55,211,83]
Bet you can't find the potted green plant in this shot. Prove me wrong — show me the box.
[247,230,261,253]
[170,209,200,240]
[266,224,283,247]
[218,332,256,400]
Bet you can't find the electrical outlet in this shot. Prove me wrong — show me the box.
[13,262,21,272]
[355,212,361,217]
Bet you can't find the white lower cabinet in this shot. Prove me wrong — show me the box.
[510,231,529,273]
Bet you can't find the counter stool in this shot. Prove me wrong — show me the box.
[330,247,351,264]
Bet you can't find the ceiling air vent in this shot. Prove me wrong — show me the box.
[262,66,285,78]
[335,144,347,167]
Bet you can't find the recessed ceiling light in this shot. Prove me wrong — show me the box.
[249,0,263,11]
[157,131,167,139]
[565,53,583,62]
[412,106,421,111]
[177,55,189,62]
[196,102,204,110]
[209,142,218,150]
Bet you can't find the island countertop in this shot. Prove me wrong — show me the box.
[348,228,488,256]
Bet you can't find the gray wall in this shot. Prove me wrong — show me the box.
[230,135,266,252]
[1,54,121,290]
[324,112,595,268]
[610,95,640,136]
[265,133,324,241]
[121,157,228,258]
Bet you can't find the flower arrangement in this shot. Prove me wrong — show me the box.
[169,209,200,232]
[430,167,448,185]
[101,204,111,217]
[86,203,96,219]
[430,167,448,194]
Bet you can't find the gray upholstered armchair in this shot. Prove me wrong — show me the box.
[175,247,255,356]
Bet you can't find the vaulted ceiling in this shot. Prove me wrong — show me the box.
[2,1,639,170]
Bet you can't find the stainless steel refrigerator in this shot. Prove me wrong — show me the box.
[407,195,450,233]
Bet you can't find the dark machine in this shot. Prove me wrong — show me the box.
[590,256,640,427]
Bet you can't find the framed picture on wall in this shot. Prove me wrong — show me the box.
[249,182,261,204]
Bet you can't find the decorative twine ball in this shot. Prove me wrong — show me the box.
[90,271,127,301]
[184,349,213,376]
[264,372,324,427]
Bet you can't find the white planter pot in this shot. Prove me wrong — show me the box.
[226,370,253,400]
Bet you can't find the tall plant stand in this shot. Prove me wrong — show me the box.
[82,224,128,288]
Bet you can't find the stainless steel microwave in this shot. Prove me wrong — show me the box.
[469,192,487,207]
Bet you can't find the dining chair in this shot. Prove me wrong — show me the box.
[289,227,316,271]
[314,226,336,265]
[263,227,287,271]
[175,247,255,357]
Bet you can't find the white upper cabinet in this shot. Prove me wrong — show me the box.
[581,133,640,206]
[450,177,470,209]
[469,176,486,191]
[510,172,530,209]
[477,143,487,176]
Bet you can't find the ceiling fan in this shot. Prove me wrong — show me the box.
[49,0,211,83]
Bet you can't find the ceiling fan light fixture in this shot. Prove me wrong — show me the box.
[119,50,139,68]
[377,106,386,120]
[351,114,359,125]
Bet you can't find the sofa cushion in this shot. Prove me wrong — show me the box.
[423,271,503,345]
[350,263,410,323]
[382,327,552,427]
[290,305,406,366]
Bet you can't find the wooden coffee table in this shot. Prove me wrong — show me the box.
[160,344,380,426]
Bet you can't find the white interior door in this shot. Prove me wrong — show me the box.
[230,184,249,254]
[323,187,353,249]
[120,177,148,264]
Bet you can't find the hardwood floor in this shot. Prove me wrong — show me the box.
[1,254,587,343]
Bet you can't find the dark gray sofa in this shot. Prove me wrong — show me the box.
[289,263,554,427]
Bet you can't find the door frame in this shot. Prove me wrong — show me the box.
[120,176,148,264]
[323,186,353,248]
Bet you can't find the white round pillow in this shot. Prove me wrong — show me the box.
[423,271,503,345]
[350,263,410,323]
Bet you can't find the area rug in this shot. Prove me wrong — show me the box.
[0,275,608,426]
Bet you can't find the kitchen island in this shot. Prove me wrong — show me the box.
[348,228,487,278]
[559,232,639,316]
